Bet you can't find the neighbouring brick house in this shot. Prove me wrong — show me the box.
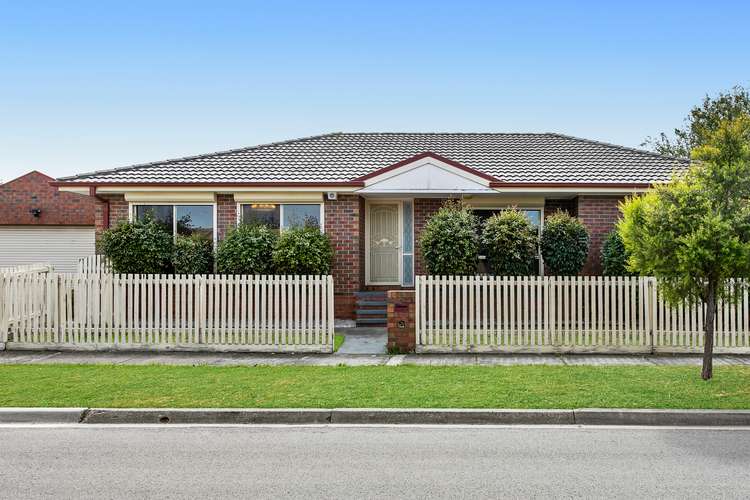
[0,171,96,272]
[53,132,688,320]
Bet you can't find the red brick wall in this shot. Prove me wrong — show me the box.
[544,198,577,218]
[325,195,364,319]
[216,194,236,240]
[414,198,445,276]
[0,171,95,226]
[576,195,625,275]
[96,194,128,234]
[387,290,416,353]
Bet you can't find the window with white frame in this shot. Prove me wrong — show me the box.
[240,203,323,230]
[133,204,215,240]
[473,208,543,275]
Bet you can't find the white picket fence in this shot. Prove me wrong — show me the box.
[416,275,750,354]
[77,255,111,274]
[0,263,53,275]
[0,273,335,353]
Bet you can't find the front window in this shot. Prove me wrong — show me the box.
[473,208,543,275]
[134,204,215,240]
[175,205,214,239]
[240,203,322,230]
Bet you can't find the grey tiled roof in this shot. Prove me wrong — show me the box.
[58,132,689,184]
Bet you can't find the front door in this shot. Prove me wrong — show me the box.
[368,203,400,284]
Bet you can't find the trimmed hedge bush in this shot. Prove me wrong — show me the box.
[420,200,479,275]
[540,211,590,275]
[273,225,333,275]
[173,235,214,275]
[99,217,174,274]
[481,209,539,275]
[601,230,634,276]
[216,224,277,275]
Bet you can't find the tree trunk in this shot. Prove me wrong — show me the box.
[702,284,717,381]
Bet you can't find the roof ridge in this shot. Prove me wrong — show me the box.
[339,131,553,136]
[57,132,342,181]
[548,132,690,163]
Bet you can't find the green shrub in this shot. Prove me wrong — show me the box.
[540,211,590,275]
[419,200,479,275]
[273,225,333,274]
[173,235,214,275]
[481,209,539,275]
[601,230,634,276]
[99,217,174,274]
[216,223,277,275]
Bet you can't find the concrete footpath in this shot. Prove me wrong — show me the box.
[1,407,750,426]
[1,350,750,366]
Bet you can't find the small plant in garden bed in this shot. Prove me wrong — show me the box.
[540,211,590,275]
[216,223,277,275]
[420,200,479,275]
[173,235,214,275]
[601,230,634,276]
[272,225,333,275]
[99,216,174,274]
[481,208,539,276]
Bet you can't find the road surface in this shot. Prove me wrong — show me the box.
[0,425,748,498]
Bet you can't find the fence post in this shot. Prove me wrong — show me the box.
[648,277,657,353]
[0,275,7,347]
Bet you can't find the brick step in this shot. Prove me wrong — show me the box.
[356,300,387,307]
[355,317,387,326]
[355,291,387,298]
[356,308,387,316]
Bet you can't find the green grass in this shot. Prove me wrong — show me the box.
[0,365,748,409]
[334,334,345,352]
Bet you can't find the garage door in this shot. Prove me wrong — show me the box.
[0,226,95,273]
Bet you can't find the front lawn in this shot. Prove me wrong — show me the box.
[0,365,748,409]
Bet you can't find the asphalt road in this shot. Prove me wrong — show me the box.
[0,425,748,498]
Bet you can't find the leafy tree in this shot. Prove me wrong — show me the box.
[173,235,214,275]
[419,200,479,275]
[601,230,634,276]
[99,216,174,274]
[480,209,539,275]
[620,116,750,380]
[273,225,333,275]
[540,211,590,275]
[643,85,750,158]
[216,223,277,275]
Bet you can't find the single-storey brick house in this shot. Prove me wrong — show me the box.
[53,132,688,319]
[0,171,96,272]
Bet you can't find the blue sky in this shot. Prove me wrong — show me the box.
[1,1,748,181]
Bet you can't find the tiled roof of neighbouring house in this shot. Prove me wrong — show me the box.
[57,132,690,185]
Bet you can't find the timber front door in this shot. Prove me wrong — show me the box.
[367,202,401,284]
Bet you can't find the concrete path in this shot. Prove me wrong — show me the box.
[1,349,750,366]
[335,327,387,354]
[1,425,748,498]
